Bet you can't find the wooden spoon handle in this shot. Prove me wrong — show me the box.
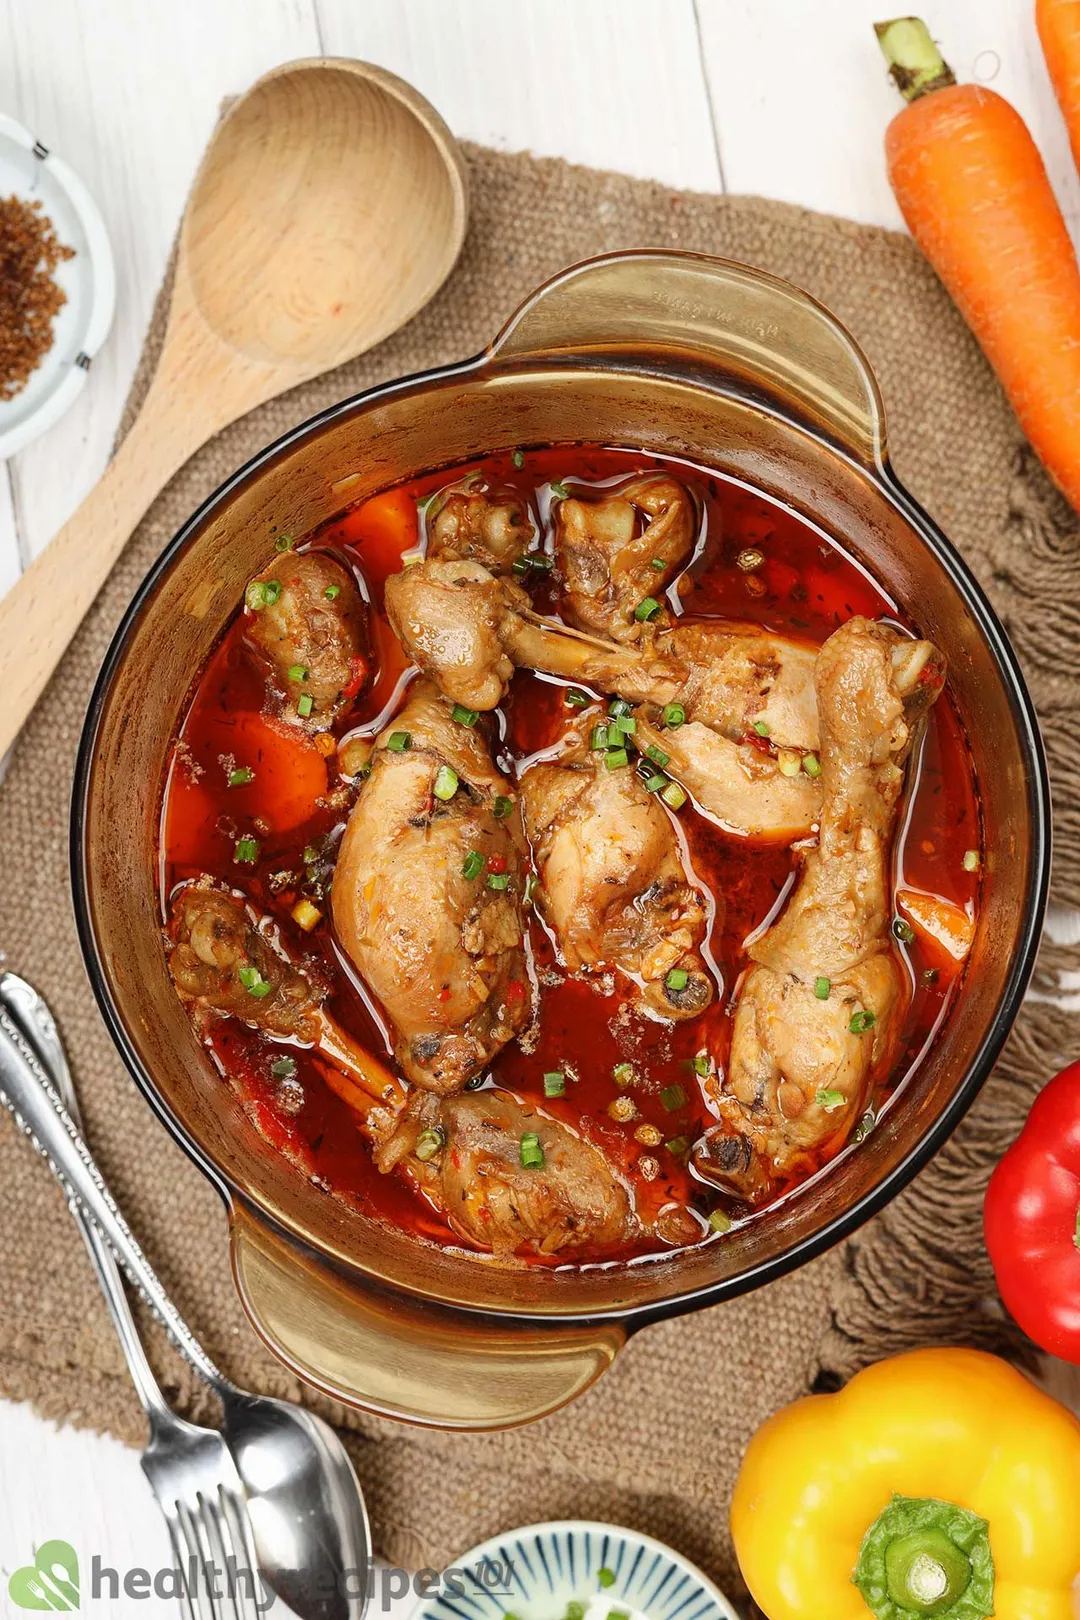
[0,380,213,758]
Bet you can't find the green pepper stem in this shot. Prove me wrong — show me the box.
[875,17,957,102]
[854,1495,994,1620]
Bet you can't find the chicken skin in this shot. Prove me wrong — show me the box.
[385,556,822,836]
[167,881,405,1110]
[427,482,536,574]
[696,618,946,1202]
[377,1089,636,1257]
[521,721,714,1021]
[243,550,369,726]
[331,680,531,1094]
[554,475,697,642]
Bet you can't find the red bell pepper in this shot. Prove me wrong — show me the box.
[984,1059,1080,1361]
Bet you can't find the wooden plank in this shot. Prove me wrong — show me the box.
[0,467,20,600]
[315,0,723,191]
[697,0,1080,241]
[0,0,322,566]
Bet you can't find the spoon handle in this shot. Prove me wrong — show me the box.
[0,981,225,1392]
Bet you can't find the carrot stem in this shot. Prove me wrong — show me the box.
[875,17,956,101]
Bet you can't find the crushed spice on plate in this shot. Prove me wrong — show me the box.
[0,194,75,401]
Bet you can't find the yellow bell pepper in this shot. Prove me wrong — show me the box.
[731,1347,1080,1620]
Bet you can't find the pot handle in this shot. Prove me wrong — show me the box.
[491,252,887,471]
[229,1202,625,1430]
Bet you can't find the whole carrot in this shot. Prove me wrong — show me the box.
[1037,0,1080,174]
[877,17,1080,513]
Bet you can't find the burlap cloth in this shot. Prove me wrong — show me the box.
[2,143,1079,1608]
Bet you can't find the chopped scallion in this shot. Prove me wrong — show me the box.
[451,703,479,727]
[814,976,831,999]
[433,765,459,801]
[893,917,916,944]
[591,724,610,751]
[274,534,294,552]
[415,1127,445,1162]
[512,448,525,468]
[386,731,411,752]
[238,964,271,998]
[296,693,314,718]
[963,849,980,872]
[849,1009,876,1034]
[661,1083,687,1112]
[324,583,341,600]
[234,836,259,864]
[543,1071,566,1097]
[228,766,254,787]
[487,872,510,891]
[753,720,771,737]
[650,556,666,571]
[803,753,821,777]
[520,1132,545,1168]
[816,1088,846,1113]
[611,714,636,736]
[666,967,689,991]
[665,1136,689,1156]
[271,1056,297,1079]
[608,699,633,718]
[549,481,570,500]
[692,1052,711,1076]
[604,747,630,770]
[493,795,513,820]
[645,744,670,768]
[287,663,308,683]
[708,1209,732,1234]
[598,1570,616,1590]
[661,780,687,810]
[634,595,662,622]
[565,687,591,708]
[643,772,667,792]
[462,850,484,880]
[661,703,685,729]
[613,1062,634,1086]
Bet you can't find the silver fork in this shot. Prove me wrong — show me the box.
[0,999,262,1620]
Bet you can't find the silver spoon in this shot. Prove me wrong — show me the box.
[0,972,371,1620]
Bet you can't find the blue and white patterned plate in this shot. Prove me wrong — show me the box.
[421,1521,740,1620]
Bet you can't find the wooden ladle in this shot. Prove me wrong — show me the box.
[0,58,468,756]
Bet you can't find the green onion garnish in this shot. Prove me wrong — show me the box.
[650,557,666,571]
[549,481,570,499]
[661,780,687,810]
[415,1127,445,1162]
[604,747,630,770]
[598,1570,616,1590]
[643,773,667,792]
[386,731,411,752]
[565,688,591,708]
[963,849,980,872]
[487,872,510,891]
[609,699,633,718]
[634,596,662,622]
[661,1083,687,1112]
[849,1009,876,1034]
[324,583,341,600]
[666,967,689,991]
[613,1063,633,1086]
[271,1056,296,1079]
[665,1136,689,1157]
[816,1089,846,1112]
[645,744,670,768]
[520,1132,545,1168]
[923,967,940,985]
[753,720,770,737]
[287,663,308,683]
[544,1071,566,1097]
[512,448,525,468]
[238,964,271,997]
[708,1209,732,1234]
[245,578,282,611]
[661,703,685,728]
[803,753,821,777]
[434,765,459,801]
[297,694,314,718]
[814,976,831,999]
[566,1604,586,1620]
[462,850,484,880]
[234,836,259,864]
[611,714,636,736]
[893,917,916,944]
[692,1052,711,1076]
[591,724,610,751]
[452,703,479,727]
[228,766,254,787]
[493,795,513,820]
[274,534,294,552]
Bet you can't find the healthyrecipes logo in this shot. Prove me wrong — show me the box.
[7,1541,80,1610]
[5,1543,516,1612]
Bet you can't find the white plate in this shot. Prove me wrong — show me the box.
[0,112,115,459]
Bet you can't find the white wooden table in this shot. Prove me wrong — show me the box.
[0,2,1074,1613]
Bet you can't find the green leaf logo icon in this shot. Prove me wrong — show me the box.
[7,1540,80,1610]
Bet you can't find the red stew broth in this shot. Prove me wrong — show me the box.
[160,445,982,1264]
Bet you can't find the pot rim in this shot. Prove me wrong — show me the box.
[70,252,1051,1331]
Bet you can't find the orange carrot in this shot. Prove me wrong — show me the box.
[877,17,1080,513]
[1037,0,1080,174]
